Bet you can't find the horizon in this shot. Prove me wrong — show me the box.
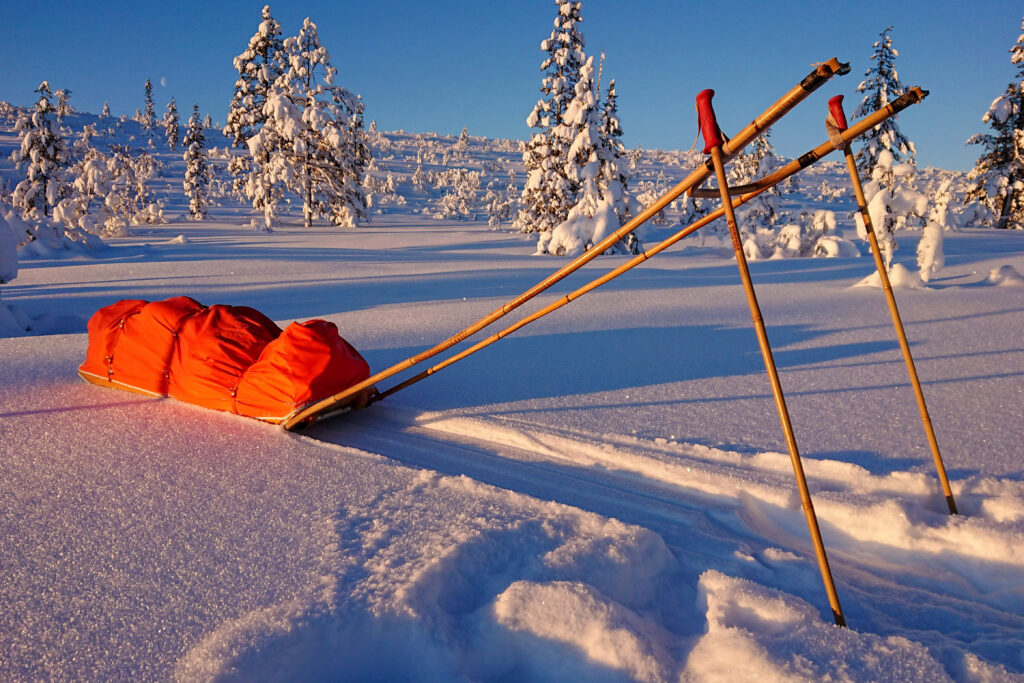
[1,1,1021,171]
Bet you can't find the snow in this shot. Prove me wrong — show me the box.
[0,204,18,284]
[987,264,1024,287]
[985,95,1015,125]
[2,114,1024,681]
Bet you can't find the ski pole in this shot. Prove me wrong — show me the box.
[367,94,931,404]
[827,94,957,515]
[282,59,850,430]
[700,88,846,627]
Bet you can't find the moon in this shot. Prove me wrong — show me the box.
[160,77,167,87]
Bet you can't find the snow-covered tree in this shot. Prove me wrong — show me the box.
[275,17,370,227]
[225,6,286,198]
[853,26,916,173]
[101,101,111,119]
[519,0,587,234]
[9,82,66,219]
[0,101,19,124]
[183,104,210,220]
[916,221,944,283]
[55,88,72,121]
[141,78,156,130]
[855,149,927,269]
[103,146,164,235]
[597,78,635,229]
[203,113,213,129]
[53,144,111,233]
[675,194,719,244]
[164,98,180,150]
[431,168,481,220]
[733,131,786,234]
[454,126,470,153]
[484,170,519,228]
[965,17,1024,229]
[242,17,369,228]
[225,4,285,147]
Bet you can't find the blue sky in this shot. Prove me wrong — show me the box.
[1,1,1020,170]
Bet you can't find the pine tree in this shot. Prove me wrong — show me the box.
[855,150,927,269]
[518,0,587,234]
[164,98,180,150]
[454,126,470,153]
[564,56,601,220]
[183,104,210,220]
[10,81,66,219]
[55,88,72,121]
[54,145,110,233]
[268,16,369,227]
[141,79,156,130]
[224,4,286,147]
[965,17,1024,229]
[597,78,633,229]
[538,55,636,256]
[853,26,916,173]
[734,131,785,232]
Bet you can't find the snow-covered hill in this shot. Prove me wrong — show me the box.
[1,110,1023,681]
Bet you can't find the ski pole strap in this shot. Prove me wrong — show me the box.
[696,89,725,153]
[825,94,848,151]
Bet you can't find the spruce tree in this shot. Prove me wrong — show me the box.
[182,104,210,220]
[269,16,369,227]
[734,131,785,231]
[597,78,633,228]
[224,4,285,147]
[55,88,72,121]
[141,79,156,130]
[518,0,587,234]
[10,82,66,219]
[853,26,916,173]
[965,17,1024,229]
[101,101,111,118]
[563,56,602,222]
[164,98,180,150]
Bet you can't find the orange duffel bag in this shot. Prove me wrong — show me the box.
[78,296,371,423]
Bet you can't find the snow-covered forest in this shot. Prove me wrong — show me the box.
[1,5,1024,682]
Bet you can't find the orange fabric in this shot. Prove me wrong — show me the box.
[167,304,282,413]
[236,320,370,419]
[79,298,371,423]
[79,299,150,388]
[116,296,204,395]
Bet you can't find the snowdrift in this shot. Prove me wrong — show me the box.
[78,296,370,423]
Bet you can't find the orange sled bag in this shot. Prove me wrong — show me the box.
[79,296,370,423]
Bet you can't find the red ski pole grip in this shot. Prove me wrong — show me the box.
[696,89,724,153]
[827,94,848,131]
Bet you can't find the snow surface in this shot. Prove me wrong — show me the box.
[2,119,1024,681]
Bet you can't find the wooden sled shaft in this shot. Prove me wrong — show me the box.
[371,91,929,406]
[282,59,850,431]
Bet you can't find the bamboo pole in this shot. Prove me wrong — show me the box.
[699,88,846,627]
[827,95,957,515]
[351,92,934,412]
[282,59,850,430]
[302,89,931,424]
